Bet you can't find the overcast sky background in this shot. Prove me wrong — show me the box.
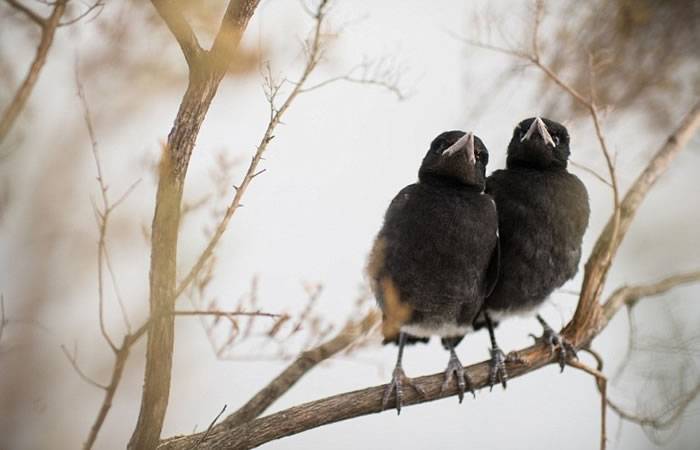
[1,0,699,449]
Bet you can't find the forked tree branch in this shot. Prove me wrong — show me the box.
[566,99,700,342]
[0,0,67,144]
[130,1,261,449]
[160,311,380,449]
[159,269,700,450]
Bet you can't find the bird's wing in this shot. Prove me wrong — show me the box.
[383,184,417,223]
[483,196,500,298]
[366,184,419,307]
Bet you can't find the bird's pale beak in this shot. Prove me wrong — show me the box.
[521,116,555,147]
[443,132,476,164]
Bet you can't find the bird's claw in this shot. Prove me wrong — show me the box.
[382,366,426,415]
[440,352,473,402]
[488,345,509,391]
[531,324,578,372]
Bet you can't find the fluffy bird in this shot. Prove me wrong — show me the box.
[368,130,499,413]
[478,117,590,386]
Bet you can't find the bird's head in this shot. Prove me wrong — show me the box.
[418,130,489,190]
[507,117,570,170]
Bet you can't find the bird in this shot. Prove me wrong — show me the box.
[476,116,590,387]
[367,130,499,413]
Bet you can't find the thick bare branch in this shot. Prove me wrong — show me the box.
[160,344,555,450]
[159,264,700,449]
[130,1,262,448]
[0,0,66,144]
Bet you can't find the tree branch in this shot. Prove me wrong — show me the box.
[174,0,329,301]
[567,99,700,343]
[162,344,555,450]
[0,0,66,144]
[5,0,45,26]
[150,0,203,68]
[129,1,262,448]
[159,265,700,449]
[160,311,380,449]
[600,271,700,326]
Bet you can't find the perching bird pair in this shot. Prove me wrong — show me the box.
[368,117,590,413]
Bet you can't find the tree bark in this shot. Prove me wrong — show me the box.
[128,2,261,448]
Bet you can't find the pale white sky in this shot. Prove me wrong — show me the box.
[1,1,699,449]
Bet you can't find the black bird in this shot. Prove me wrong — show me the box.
[478,117,590,386]
[368,131,499,413]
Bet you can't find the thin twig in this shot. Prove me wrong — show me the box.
[172,310,282,319]
[0,0,66,144]
[60,344,109,390]
[0,294,7,344]
[175,0,332,300]
[601,271,700,326]
[569,160,612,188]
[59,0,104,27]
[568,358,607,450]
[189,405,227,450]
[5,0,45,26]
[76,62,118,353]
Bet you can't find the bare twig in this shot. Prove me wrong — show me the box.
[77,66,138,348]
[175,0,331,300]
[568,358,607,450]
[189,405,227,450]
[171,310,282,319]
[569,160,613,188]
[600,271,700,326]
[0,0,67,144]
[606,380,700,431]
[83,335,134,450]
[59,0,104,27]
[5,0,45,26]
[0,294,7,344]
[60,344,109,390]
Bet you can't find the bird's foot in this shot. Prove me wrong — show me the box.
[530,317,578,372]
[440,351,473,402]
[488,345,510,391]
[382,365,426,415]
